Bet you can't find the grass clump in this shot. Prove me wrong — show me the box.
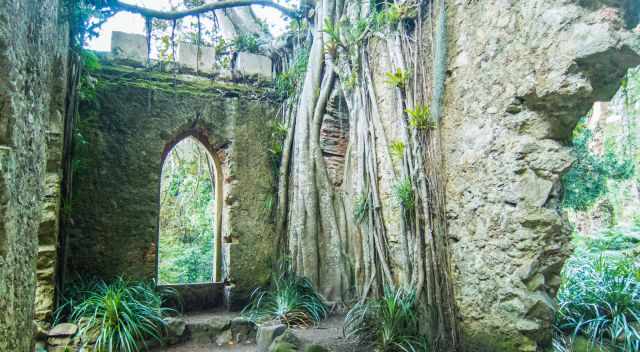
[344,286,427,352]
[393,178,415,213]
[242,264,328,327]
[354,192,370,224]
[555,255,640,351]
[56,277,175,352]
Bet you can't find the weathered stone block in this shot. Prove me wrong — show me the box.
[111,31,148,63]
[177,42,216,74]
[235,52,272,80]
[257,324,287,352]
[48,323,78,337]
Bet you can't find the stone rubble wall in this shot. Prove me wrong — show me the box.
[63,61,277,309]
[442,1,639,350]
[0,0,69,350]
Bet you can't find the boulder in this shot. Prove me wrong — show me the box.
[257,323,287,352]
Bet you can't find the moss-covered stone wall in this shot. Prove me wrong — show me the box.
[64,62,277,307]
[0,0,69,349]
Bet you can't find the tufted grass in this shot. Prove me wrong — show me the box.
[555,254,640,351]
[242,264,328,327]
[58,277,175,352]
[344,286,427,352]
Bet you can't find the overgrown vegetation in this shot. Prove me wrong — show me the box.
[562,120,635,211]
[344,287,427,352]
[275,48,310,99]
[242,263,328,327]
[555,254,639,351]
[55,277,175,352]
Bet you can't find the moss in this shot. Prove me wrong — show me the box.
[461,330,538,352]
[93,62,276,100]
[303,345,329,352]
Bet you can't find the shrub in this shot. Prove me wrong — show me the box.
[62,277,175,352]
[242,265,328,327]
[344,286,427,352]
[555,255,640,351]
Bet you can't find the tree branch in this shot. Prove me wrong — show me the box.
[109,0,299,20]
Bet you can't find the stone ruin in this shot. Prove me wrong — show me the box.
[1,1,639,351]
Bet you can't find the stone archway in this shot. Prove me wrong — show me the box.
[157,133,224,285]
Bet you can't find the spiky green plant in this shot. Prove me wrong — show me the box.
[68,277,175,352]
[354,192,370,224]
[390,141,405,160]
[405,105,435,130]
[555,255,640,351]
[242,264,328,327]
[323,19,342,56]
[344,286,427,352]
[393,178,415,213]
[385,69,409,89]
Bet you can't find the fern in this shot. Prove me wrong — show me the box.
[384,69,409,89]
[390,141,405,160]
[405,105,436,130]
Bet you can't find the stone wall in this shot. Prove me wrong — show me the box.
[63,61,277,308]
[442,1,640,350]
[0,0,69,349]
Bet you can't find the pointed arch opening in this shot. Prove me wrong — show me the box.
[157,134,223,285]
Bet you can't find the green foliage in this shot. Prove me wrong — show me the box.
[555,255,640,351]
[562,118,635,211]
[65,0,115,47]
[370,2,417,31]
[393,178,415,213]
[390,141,405,160]
[344,286,427,352]
[354,192,370,224]
[242,263,328,327]
[233,33,261,54]
[268,121,289,175]
[405,105,435,130]
[58,277,175,352]
[385,69,409,89]
[79,50,100,103]
[158,137,216,284]
[577,228,640,252]
[323,19,342,56]
[275,48,310,99]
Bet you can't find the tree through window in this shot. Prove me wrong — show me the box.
[158,136,217,285]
